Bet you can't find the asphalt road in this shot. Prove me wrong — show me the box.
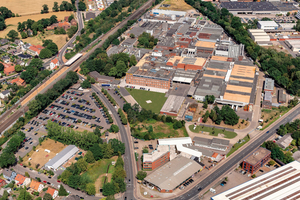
[92,85,135,200]
[0,73,20,83]
[173,105,300,200]
[58,0,84,65]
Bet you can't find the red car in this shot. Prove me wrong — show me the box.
[43,181,47,183]
[57,180,61,183]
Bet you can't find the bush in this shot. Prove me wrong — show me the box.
[136,171,147,180]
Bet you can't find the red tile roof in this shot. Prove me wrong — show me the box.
[15,174,26,185]
[51,58,59,64]
[29,45,44,55]
[46,187,57,196]
[3,64,15,75]
[29,180,41,191]
[10,77,25,86]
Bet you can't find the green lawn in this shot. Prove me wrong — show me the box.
[83,159,113,182]
[189,125,237,139]
[227,135,250,156]
[125,88,167,113]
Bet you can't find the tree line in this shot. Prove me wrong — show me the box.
[92,92,113,123]
[262,141,294,164]
[0,7,14,31]
[185,0,300,96]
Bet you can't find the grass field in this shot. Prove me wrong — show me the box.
[189,125,237,139]
[125,88,167,113]
[158,0,194,11]
[2,0,72,16]
[22,139,66,168]
[1,12,73,49]
[227,135,250,156]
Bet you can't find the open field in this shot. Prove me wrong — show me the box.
[132,119,189,139]
[22,139,66,168]
[189,125,237,139]
[158,0,194,11]
[1,12,73,49]
[125,88,167,113]
[2,0,72,16]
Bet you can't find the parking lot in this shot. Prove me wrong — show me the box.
[16,89,113,157]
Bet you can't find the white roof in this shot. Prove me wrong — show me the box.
[212,161,300,200]
[172,76,193,83]
[258,21,278,27]
[45,145,79,170]
[143,145,170,162]
[176,144,202,158]
[158,137,192,146]
[64,53,82,66]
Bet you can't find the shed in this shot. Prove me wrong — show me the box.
[277,133,293,149]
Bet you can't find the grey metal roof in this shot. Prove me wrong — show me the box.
[264,78,274,91]
[221,2,279,12]
[160,95,185,114]
[1,90,10,95]
[264,91,272,102]
[85,12,96,20]
[45,145,79,170]
[3,169,12,177]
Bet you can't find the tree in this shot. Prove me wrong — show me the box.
[18,188,33,200]
[14,65,22,73]
[102,182,116,196]
[50,15,58,24]
[58,184,68,196]
[21,32,27,39]
[86,183,96,195]
[173,120,183,129]
[130,33,135,38]
[109,124,119,133]
[46,42,58,55]
[81,80,91,88]
[77,158,88,172]
[53,2,59,12]
[112,38,120,45]
[0,63,4,71]
[203,101,208,109]
[29,58,43,70]
[43,193,53,200]
[39,48,53,59]
[90,144,103,160]
[136,171,147,180]
[85,151,95,163]
[78,1,86,11]
[130,55,137,66]
[25,172,30,177]
[7,30,18,41]
[268,160,275,166]
[41,4,49,14]
[67,175,81,189]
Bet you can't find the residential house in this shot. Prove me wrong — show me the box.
[28,44,44,56]
[15,59,25,66]
[0,179,6,188]
[14,40,24,47]
[46,187,58,199]
[58,22,71,31]
[2,169,17,182]
[29,180,44,192]
[64,16,70,22]
[10,77,26,86]
[2,56,10,63]
[3,63,15,76]
[14,174,31,186]
[50,58,59,70]
[22,43,31,51]
[0,90,10,99]
[70,19,77,26]
[0,45,10,52]
[18,54,32,60]
[46,23,59,30]
[25,59,31,67]
[0,39,9,45]
[27,29,33,36]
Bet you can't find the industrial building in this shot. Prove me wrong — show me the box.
[151,9,187,17]
[264,78,274,94]
[242,147,271,174]
[214,41,244,60]
[143,145,172,170]
[212,161,300,200]
[144,156,202,193]
[284,40,300,52]
[248,29,270,43]
[220,2,280,15]
[257,21,278,30]
[278,89,286,103]
[158,137,192,146]
[44,145,79,170]
[160,95,185,117]
[197,24,223,42]
[193,137,230,151]
[166,56,207,71]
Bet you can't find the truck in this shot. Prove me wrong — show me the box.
[101,84,111,87]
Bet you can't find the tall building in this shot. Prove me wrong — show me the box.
[143,145,171,170]
[242,147,271,174]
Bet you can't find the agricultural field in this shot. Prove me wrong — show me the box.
[2,0,71,16]
[1,12,73,49]
[125,88,167,113]
[158,0,194,11]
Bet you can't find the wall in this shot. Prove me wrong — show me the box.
[126,74,171,89]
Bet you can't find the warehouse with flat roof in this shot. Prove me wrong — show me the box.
[220,2,280,15]
[212,161,300,200]
[257,21,278,30]
[45,145,79,170]
[160,95,185,117]
[144,156,202,193]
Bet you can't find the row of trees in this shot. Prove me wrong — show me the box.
[102,156,126,196]
[102,88,116,106]
[185,0,300,96]
[27,71,79,118]
[92,92,113,123]
[118,108,128,125]
[202,105,240,126]
[0,7,14,31]
[80,48,137,78]
[0,131,25,168]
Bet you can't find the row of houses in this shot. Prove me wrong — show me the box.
[1,170,58,198]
